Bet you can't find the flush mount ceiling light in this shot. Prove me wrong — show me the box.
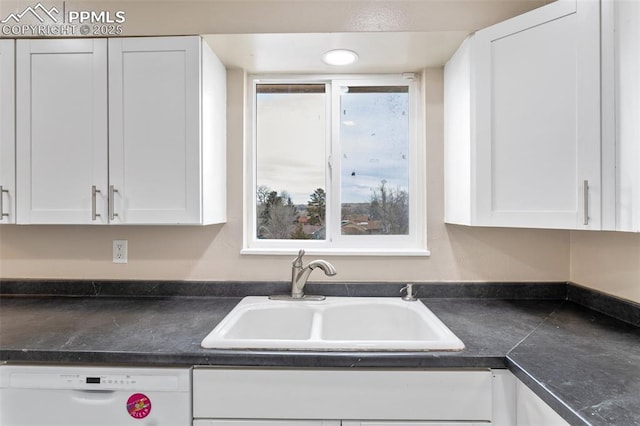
[322,49,359,66]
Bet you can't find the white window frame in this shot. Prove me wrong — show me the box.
[243,74,428,256]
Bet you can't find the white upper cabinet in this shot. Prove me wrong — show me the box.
[108,36,226,225]
[0,40,15,224]
[602,0,640,232]
[16,39,108,224]
[15,36,226,225]
[445,0,601,230]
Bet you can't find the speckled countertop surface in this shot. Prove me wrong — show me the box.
[0,282,638,426]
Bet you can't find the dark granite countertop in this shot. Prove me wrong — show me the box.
[507,302,640,425]
[0,281,638,425]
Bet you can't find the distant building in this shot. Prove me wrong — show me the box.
[341,219,382,235]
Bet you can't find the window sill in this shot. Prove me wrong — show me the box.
[240,248,431,257]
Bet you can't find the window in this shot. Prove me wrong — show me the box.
[244,75,427,255]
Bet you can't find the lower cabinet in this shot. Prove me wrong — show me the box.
[344,423,486,426]
[193,368,493,425]
[194,422,484,426]
[194,422,339,426]
[193,368,569,426]
[516,380,569,426]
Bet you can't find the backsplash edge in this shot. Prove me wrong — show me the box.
[567,282,640,327]
[2,279,637,326]
[0,279,568,299]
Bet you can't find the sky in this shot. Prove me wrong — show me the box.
[339,90,409,203]
[257,92,326,204]
[256,88,409,205]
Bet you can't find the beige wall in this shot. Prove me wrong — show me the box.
[0,67,571,283]
[570,231,640,303]
[1,0,638,305]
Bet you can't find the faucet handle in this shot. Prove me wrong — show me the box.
[292,249,305,267]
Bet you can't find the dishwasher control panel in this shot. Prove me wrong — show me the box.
[4,368,185,391]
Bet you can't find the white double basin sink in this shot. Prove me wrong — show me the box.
[201,296,465,351]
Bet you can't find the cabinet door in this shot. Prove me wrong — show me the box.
[613,0,640,232]
[108,37,202,224]
[473,0,600,229]
[16,39,108,224]
[0,40,15,224]
[194,421,339,426]
[516,381,569,426]
[342,423,483,425]
[194,369,491,421]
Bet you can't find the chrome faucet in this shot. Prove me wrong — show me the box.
[290,249,336,299]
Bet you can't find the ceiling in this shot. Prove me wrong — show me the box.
[2,0,548,73]
[196,0,551,73]
[203,31,470,73]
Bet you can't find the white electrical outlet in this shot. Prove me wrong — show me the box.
[113,240,128,264]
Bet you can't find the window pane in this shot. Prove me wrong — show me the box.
[340,86,410,235]
[256,84,326,240]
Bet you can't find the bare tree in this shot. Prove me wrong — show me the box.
[369,180,409,235]
[257,189,298,239]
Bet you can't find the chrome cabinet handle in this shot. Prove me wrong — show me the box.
[109,185,119,220]
[583,180,589,226]
[91,185,101,220]
[0,185,9,220]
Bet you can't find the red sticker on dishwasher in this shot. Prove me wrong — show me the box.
[126,393,151,419]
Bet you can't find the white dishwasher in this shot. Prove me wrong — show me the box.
[0,365,191,426]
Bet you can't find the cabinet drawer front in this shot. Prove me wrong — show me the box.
[193,368,492,421]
